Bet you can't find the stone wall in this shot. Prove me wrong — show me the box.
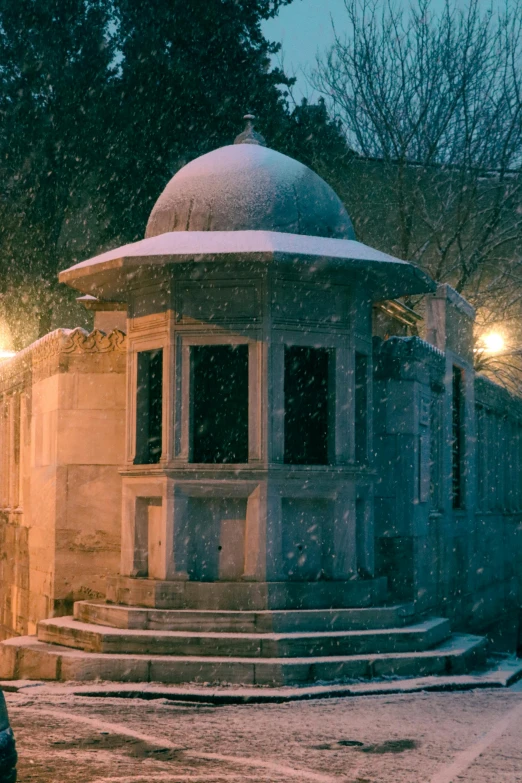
[474,375,522,639]
[373,332,522,642]
[0,328,126,639]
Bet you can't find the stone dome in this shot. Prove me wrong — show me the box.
[145,143,355,240]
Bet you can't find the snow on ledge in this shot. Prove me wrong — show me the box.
[61,230,425,275]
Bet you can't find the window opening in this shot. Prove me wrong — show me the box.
[430,396,442,511]
[135,349,163,464]
[355,352,368,464]
[452,365,465,508]
[284,346,329,465]
[191,344,249,464]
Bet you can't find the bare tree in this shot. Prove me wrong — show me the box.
[312,0,522,359]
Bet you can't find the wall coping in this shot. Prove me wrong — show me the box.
[475,373,522,418]
[432,283,476,320]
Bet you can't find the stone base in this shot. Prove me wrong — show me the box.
[0,633,487,686]
[106,576,388,611]
[37,615,452,657]
[74,600,416,632]
[0,572,491,688]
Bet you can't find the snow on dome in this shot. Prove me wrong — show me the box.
[145,143,355,240]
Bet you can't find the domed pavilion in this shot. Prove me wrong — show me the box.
[59,117,433,590]
[21,118,491,687]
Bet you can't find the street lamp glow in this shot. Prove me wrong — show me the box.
[482,332,505,354]
[0,349,16,361]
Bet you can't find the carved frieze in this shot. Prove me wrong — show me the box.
[61,328,127,355]
[0,327,127,394]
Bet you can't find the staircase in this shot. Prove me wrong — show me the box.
[0,578,487,686]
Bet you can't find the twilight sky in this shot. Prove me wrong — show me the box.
[263,0,345,100]
[263,0,497,101]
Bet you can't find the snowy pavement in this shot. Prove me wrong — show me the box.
[5,681,522,782]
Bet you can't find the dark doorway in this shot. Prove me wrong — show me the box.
[284,346,330,465]
[135,349,163,464]
[191,344,249,463]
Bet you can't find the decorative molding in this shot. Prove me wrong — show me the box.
[0,327,127,390]
[176,280,261,325]
[61,328,127,354]
[77,295,126,312]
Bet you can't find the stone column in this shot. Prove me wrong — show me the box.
[331,487,357,579]
[243,482,283,581]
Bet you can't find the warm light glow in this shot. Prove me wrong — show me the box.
[482,332,505,354]
[0,319,14,361]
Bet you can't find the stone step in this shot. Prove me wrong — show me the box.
[74,600,416,633]
[0,633,488,685]
[38,616,451,658]
[106,575,388,610]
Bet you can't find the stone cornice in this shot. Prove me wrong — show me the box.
[0,327,127,391]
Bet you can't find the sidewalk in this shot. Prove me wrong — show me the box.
[5,676,522,782]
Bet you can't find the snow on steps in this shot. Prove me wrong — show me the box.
[37,616,452,658]
[0,633,487,686]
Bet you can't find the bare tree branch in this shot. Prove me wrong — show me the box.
[312,0,522,388]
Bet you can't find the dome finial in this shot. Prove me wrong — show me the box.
[234,113,266,146]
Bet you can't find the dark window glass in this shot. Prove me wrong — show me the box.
[430,396,442,511]
[284,346,329,465]
[135,349,163,464]
[355,352,368,463]
[452,365,465,508]
[191,345,249,464]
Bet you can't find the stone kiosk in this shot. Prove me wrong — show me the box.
[0,122,491,685]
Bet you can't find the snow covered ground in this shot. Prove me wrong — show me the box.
[5,680,522,782]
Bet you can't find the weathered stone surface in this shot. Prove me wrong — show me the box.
[0,328,126,638]
[0,639,18,679]
[105,576,388,611]
[36,615,451,658]
[74,600,416,633]
[0,631,488,686]
[59,652,149,683]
